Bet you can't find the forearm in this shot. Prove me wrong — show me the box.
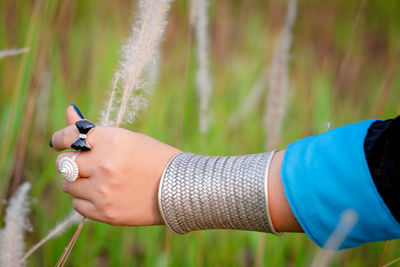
[158,150,303,234]
[157,117,400,250]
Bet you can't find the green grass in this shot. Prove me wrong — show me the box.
[1,0,400,266]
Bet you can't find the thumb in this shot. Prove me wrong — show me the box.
[66,104,85,125]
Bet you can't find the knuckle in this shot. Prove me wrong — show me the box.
[97,183,110,197]
[96,200,118,225]
[103,209,118,225]
[99,161,115,175]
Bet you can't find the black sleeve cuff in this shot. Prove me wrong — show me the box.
[364,115,400,222]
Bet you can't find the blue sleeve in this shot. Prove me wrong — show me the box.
[281,119,400,249]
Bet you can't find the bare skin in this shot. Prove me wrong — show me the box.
[269,150,303,232]
[51,106,303,232]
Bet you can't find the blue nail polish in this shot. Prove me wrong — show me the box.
[71,103,84,119]
[49,139,53,148]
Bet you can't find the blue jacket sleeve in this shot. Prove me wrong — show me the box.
[281,119,400,249]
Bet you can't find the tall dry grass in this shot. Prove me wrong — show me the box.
[4,0,399,265]
[0,48,30,60]
[191,0,213,135]
[0,183,31,267]
[101,0,173,127]
[227,0,297,149]
[227,68,268,129]
[263,0,297,150]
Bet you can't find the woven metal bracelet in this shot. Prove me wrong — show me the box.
[158,151,279,234]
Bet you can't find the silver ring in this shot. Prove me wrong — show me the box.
[58,154,79,182]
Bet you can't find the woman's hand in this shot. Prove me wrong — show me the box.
[51,105,181,226]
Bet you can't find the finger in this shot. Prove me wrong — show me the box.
[51,123,98,152]
[62,177,95,200]
[51,124,79,151]
[72,198,103,222]
[56,151,94,178]
[67,104,85,125]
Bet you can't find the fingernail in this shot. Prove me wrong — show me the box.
[49,139,53,148]
[71,103,84,119]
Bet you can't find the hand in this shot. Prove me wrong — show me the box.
[51,105,181,226]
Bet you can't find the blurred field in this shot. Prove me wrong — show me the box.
[1,0,400,266]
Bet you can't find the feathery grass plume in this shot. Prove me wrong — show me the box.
[100,0,173,127]
[20,211,82,263]
[146,50,161,96]
[263,0,297,150]
[311,209,358,267]
[0,182,31,267]
[0,48,30,60]
[190,0,213,134]
[228,69,268,130]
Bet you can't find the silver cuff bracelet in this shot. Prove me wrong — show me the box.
[158,151,279,235]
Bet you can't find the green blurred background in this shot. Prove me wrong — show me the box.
[1,0,400,266]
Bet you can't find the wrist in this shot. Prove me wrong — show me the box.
[268,150,303,232]
[153,148,181,225]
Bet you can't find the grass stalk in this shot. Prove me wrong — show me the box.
[379,241,389,267]
[165,10,195,265]
[11,0,57,194]
[0,48,30,60]
[175,24,194,148]
[372,48,400,116]
[55,218,85,267]
[310,210,358,267]
[263,0,297,150]
[20,211,82,263]
[257,0,297,265]
[228,68,268,130]
[192,0,213,135]
[336,0,366,93]
[382,257,400,267]
[0,0,42,205]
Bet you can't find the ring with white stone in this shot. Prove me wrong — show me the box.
[58,154,79,182]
